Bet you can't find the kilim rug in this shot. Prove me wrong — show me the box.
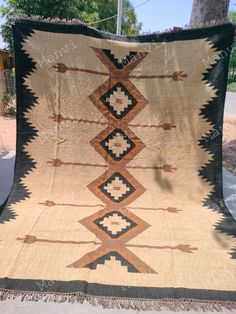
[0,18,236,311]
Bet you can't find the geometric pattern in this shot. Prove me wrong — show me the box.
[80,207,150,242]
[25,47,181,275]
[100,128,136,161]
[79,48,156,273]
[102,49,138,70]
[89,78,148,124]
[94,211,137,239]
[10,20,236,307]
[87,168,146,206]
[100,82,137,120]
[67,245,156,273]
[83,251,140,273]
[98,172,136,203]
[90,125,144,165]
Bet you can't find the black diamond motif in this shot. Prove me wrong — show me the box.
[93,211,137,238]
[102,49,138,69]
[100,128,136,161]
[100,82,137,119]
[99,172,136,203]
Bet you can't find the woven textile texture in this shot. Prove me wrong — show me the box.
[0,19,235,311]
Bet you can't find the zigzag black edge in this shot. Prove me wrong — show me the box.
[0,24,38,223]
[0,21,235,251]
[0,19,235,305]
[198,25,236,258]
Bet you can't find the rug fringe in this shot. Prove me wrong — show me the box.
[10,14,235,35]
[11,14,86,26]
[0,289,236,312]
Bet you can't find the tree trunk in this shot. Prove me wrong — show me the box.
[190,0,230,27]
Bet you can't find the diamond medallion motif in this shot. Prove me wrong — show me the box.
[94,211,137,238]
[81,48,155,273]
[100,82,137,119]
[100,128,135,161]
[80,207,150,242]
[99,172,135,203]
[89,78,148,123]
[87,168,146,206]
[90,126,144,165]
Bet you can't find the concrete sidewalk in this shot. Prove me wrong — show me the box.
[225,92,236,116]
[0,116,16,151]
[0,151,15,205]
[0,299,234,314]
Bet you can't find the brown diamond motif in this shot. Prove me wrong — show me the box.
[89,78,148,123]
[80,207,150,242]
[90,125,144,166]
[87,168,146,206]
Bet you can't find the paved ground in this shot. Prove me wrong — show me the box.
[223,168,236,217]
[225,92,236,116]
[0,300,234,314]
[0,92,235,313]
[0,151,15,205]
[0,116,16,151]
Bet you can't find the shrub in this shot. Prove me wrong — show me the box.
[2,92,16,116]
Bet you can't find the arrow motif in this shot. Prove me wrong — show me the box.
[53,63,187,81]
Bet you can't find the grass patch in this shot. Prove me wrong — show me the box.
[227,82,236,92]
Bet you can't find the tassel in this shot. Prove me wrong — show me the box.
[1,289,235,312]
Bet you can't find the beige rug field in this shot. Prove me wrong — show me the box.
[0,114,235,177]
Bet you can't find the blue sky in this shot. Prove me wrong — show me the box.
[135,0,236,33]
[0,0,235,48]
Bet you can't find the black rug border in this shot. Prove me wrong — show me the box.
[0,22,37,223]
[13,19,234,43]
[198,23,236,258]
[0,277,236,301]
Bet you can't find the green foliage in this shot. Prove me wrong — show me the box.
[227,82,236,92]
[0,0,141,50]
[227,11,236,89]
[2,91,16,115]
[228,11,236,23]
[93,0,142,35]
[228,45,236,81]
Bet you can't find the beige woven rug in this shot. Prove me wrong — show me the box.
[0,19,235,311]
